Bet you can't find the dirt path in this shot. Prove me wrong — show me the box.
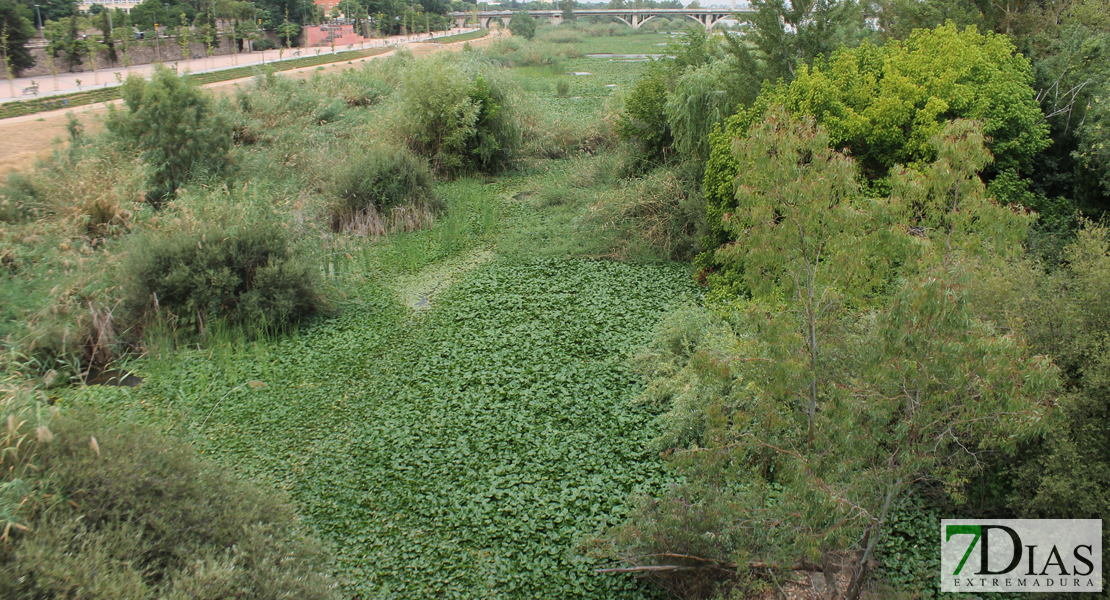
[0,31,504,180]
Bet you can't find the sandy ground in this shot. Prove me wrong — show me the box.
[0,29,504,180]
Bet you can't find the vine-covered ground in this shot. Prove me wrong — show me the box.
[75,179,698,598]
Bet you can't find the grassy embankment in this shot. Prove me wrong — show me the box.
[3,23,701,599]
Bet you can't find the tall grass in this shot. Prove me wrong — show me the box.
[481,37,582,68]
[0,377,55,542]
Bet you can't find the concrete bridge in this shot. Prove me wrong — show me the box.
[449,7,755,31]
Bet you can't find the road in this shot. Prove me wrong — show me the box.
[1,28,479,103]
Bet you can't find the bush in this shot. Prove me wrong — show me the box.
[616,62,672,168]
[125,225,320,333]
[555,79,570,97]
[330,145,435,228]
[106,66,232,205]
[253,37,277,50]
[0,407,340,600]
[396,55,522,175]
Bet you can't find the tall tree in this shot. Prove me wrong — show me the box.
[507,9,535,39]
[97,10,116,64]
[14,0,75,23]
[0,0,34,76]
[743,0,873,81]
[713,107,861,446]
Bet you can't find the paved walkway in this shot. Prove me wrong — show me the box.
[1,28,480,103]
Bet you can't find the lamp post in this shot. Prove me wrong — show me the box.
[33,4,43,39]
[164,3,170,60]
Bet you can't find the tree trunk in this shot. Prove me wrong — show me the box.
[843,478,902,600]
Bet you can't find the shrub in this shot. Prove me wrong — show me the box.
[555,79,570,97]
[254,37,276,50]
[396,55,522,175]
[33,144,146,239]
[125,225,320,333]
[0,407,340,600]
[106,66,232,205]
[617,61,672,167]
[329,145,435,228]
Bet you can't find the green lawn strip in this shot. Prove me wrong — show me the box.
[422,28,490,44]
[0,48,389,120]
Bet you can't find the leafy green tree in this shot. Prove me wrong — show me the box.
[743,0,874,81]
[700,23,1051,273]
[559,0,575,21]
[277,9,299,47]
[194,6,220,52]
[106,66,232,203]
[0,0,35,76]
[129,0,194,32]
[664,50,761,164]
[874,0,984,40]
[60,14,84,71]
[96,10,116,64]
[784,24,1049,176]
[976,223,1110,583]
[508,9,535,39]
[1033,11,1110,217]
[14,0,74,22]
[176,12,191,58]
[713,108,861,446]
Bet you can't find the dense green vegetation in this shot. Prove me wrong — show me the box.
[3,8,1110,600]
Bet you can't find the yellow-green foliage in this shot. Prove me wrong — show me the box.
[701,23,1049,268]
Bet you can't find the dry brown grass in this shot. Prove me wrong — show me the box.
[331,203,437,239]
[35,148,146,241]
[586,168,701,261]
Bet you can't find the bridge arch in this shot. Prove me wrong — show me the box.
[635,13,705,30]
[480,15,508,28]
[608,15,633,28]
